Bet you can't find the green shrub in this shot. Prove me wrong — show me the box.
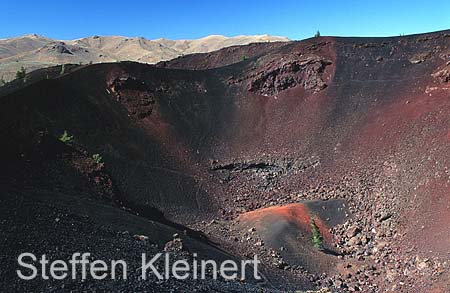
[314,30,321,38]
[15,66,26,81]
[60,64,65,75]
[92,153,103,164]
[310,218,323,250]
[59,130,74,144]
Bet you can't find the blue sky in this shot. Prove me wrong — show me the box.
[2,0,450,40]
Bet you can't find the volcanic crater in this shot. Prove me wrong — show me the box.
[1,30,450,292]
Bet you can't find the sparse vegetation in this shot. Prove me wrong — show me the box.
[310,218,323,250]
[242,55,249,61]
[15,66,26,81]
[60,64,65,75]
[92,153,103,164]
[315,30,321,38]
[59,130,74,144]
[0,77,5,86]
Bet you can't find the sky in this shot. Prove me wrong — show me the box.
[1,0,450,40]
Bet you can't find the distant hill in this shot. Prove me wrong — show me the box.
[0,34,290,81]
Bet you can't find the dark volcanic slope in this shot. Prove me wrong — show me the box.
[2,30,450,292]
[156,41,290,70]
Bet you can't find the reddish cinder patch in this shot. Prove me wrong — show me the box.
[446,129,450,141]
[239,203,332,241]
[403,177,450,257]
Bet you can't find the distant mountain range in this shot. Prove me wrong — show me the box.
[0,34,290,81]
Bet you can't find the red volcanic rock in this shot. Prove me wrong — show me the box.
[108,74,156,119]
[156,41,289,70]
[247,54,332,96]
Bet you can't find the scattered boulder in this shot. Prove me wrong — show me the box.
[409,51,432,64]
[164,237,184,252]
[134,234,149,241]
[347,225,362,238]
[432,66,450,83]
